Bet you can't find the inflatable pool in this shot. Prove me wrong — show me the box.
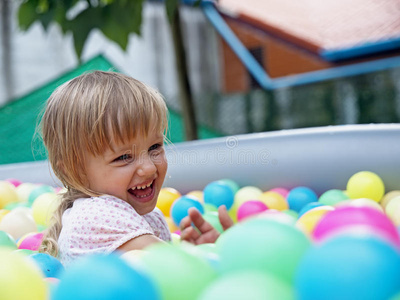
[1,124,399,194]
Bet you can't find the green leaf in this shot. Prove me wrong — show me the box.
[100,18,129,50]
[165,0,179,24]
[18,0,40,31]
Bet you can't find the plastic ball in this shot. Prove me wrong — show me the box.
[347,171,385,202]
[269,187,289,198]
[318,189,349,206]
[381,190,400,210]
[218,179,240,194]
[286,187,318,213]
[156,187,181,217]
[203,211,223,233]
[53,254,160,300]
[138,243,217,300]
[186,190,204,203]
[256,210,297,226]
[0,249,48,300]
[0,207,37,240]
[27,185,55,207]
[170,195,204,226]
[32,193,60,227]
[336,198,384,212]
[313,206,400,247]
[203,181,234,210]
[259,191,288,211]
[15,183,37,203]
[237,200,268,222]
[296,206,335,236]
[0,181,18,209]
[230,186,263,222]
[17,232,44,251]
[5,179,22,188]
[198,271,294,300]
[298,202,324,217]
[29,253,64,278]
[217,218,310,284]
[295,235,400,300]
[164,216,179,233]
[0,230,17,249]
[386,196,400,226]
[0,209,9,222]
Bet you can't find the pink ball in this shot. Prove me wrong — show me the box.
[18,232,44,251]
[313,206,400,247]
[269,187,289,198]
[237,200,268,222]
[6,179,22,188]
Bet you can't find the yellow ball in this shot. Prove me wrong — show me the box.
[157,187,181,217]
[230,186,263,221]
[385,196,400,226]
[0,249,48,300]
[32,193,60,227]
[186,191,204,203]
[259,191,289,211]
[0,182,18,209]
[346,171,385,202]
[0,208,37,240]
[296,206,335,236]
[381,190,400,211]
[165,216,179,233]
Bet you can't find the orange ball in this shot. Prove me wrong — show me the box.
[156,188,181,217]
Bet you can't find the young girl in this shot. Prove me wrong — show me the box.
[40,71,232,266]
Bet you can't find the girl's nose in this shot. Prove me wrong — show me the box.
[137,155,157,177]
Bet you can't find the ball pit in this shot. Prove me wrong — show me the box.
[1,124,400,299]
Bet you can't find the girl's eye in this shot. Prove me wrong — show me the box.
[149,143,162,151]
[114,154,131,162]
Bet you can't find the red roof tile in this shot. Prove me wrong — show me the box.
[216,0,400,51]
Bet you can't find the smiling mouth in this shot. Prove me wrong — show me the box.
[128,181,154,199]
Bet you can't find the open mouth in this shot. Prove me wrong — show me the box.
[128,180,155,200]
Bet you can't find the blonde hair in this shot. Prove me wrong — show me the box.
[39,71,168,256]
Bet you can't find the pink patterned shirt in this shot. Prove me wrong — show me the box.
[58,195,171,266]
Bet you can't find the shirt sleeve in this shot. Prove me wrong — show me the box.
[143,207,172,242]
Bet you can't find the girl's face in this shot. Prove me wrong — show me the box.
[83,127,168,215]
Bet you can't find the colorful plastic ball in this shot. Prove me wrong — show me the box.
[217,218,310,284]
[298,202,324,217]
[237,200,268,222]
[0,207,37,240]
[0,181,18,209]
[295,235,400,300]
[269,187,289,198]
[217,179,240,194]
[138,243,217,300]
[256,210,297,226]
[164,216,179,233]
[336,198,384,212]
[29,253,64,279]
[13,249,37,256]
[0,230,17,249]
[53,254,160,300]
[0,209,9,222]
[260,191,288,211]
[156,187,181,217]
[203,181,235,210]
[0,249,48,300]
[170,195,204,226]
[286,187,318,213]
[198,271,294,300]
[27,185,55,206]
[234,186,263,204]
[32,192,60,227]
[186,190,204,203]
[5,179,22,188]
[313,206,400,247]
[204,203,218,213]
[15,183,37,203]
[203,211,223,233]
[17,232,44,251]
[296,206,335,236]
[347,171,385,202]
[381,190,400,210]
[385,196,400,226]
[318,189,349,206]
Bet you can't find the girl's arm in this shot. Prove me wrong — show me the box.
[179,205,234,244]
[116,234,165,252]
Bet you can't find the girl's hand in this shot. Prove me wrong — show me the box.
[179,205,234,244]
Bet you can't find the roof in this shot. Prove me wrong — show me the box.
[215,0,400,60]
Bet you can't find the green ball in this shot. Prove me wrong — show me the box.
[27,185,54,206]
[0,231,17,250]
[203,211,223,233]
[139,244,217,300]
[3,202,29,210]
[204,203,218,213]
[217,218,310,284]
[198,271,294,300]
[319,189,349,206]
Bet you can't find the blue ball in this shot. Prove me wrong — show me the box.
[170,195,204,226]
[52,254,160,300]
[298,202,324,217]
[295,235,400,300]
[29,253,64,278]
[286,187,318,213]
[203,181,235,210]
